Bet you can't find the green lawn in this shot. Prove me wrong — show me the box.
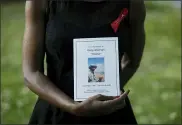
[1,2,181,124]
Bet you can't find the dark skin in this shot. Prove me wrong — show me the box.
[90,67,96,72]
[120,0,146,89]
[22,0,145,117]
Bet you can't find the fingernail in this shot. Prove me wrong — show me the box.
[114,96,120,99]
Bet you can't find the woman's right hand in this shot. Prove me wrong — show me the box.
[72,90,130,117]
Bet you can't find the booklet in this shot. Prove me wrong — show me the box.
[73,37,120,101]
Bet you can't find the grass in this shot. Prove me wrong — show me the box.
[1,1,181,124]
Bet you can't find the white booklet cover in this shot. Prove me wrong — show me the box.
[73,37,120,101]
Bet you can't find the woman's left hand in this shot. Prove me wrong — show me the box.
[121,53,130,71]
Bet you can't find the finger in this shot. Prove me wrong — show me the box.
[120,90,124,94]
[89,94,115,101]
[113,90,130,100]
[121,59,130,70]
[112,100,126,111]
[121,53,130,70]
[119,90,130,100]
[88,94,101,100]
[123,53,130,61]
[121,53,126,61]
[103,90,130,106]
[97,95,116,101]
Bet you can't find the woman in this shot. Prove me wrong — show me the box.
[22,0,146,124]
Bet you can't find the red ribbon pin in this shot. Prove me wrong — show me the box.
[111,8,128,33]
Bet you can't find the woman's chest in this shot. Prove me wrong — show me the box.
[45,2,131,52]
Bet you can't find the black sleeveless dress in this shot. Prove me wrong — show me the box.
[29,1,137,124]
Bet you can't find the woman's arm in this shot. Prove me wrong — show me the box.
[22,1,77,114]
[120,0,146,89]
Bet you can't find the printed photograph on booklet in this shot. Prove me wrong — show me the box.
[88,57,105,83]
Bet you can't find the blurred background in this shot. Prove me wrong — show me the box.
[1,1,181,124]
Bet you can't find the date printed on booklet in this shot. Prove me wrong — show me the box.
[73,37,120,101]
